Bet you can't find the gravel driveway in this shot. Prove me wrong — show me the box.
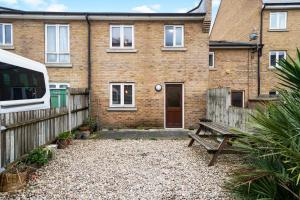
[0,140,239,200]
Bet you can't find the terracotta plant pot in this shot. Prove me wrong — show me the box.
[79,126,90,131]
[57,139,68,149]
[66,138,73,145]
[0,170,28,192]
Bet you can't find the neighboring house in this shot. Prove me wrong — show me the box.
[209,0,300,107]
[0,0,211,129]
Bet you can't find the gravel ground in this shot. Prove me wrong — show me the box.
[0,140,240,200]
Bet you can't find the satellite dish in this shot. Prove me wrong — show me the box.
[249,33,258,41]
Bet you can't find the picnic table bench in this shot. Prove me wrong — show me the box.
[188,120,240,166]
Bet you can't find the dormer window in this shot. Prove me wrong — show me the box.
[270,12,287,30]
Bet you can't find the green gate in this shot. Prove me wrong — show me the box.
[50,89,67,108]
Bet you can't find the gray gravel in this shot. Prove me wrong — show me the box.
[0,140,239,200]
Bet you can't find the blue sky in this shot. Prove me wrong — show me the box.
[0,0,221,19]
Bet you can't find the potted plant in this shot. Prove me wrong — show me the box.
[0,162,28,192]
[57,132,72,149]
[26,147,53,168]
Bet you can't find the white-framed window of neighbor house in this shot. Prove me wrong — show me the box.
[270,12,287,30]
[45,24,70,64]
[164,25,184,48]
[0,23,13,46]
[209,52,215,69]
[110,25,134,49]
[109,83,135,108]
[269,51,286,69]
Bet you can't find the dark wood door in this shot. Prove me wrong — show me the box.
[166,84,183,128]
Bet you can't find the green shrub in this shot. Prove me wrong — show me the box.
[226,50,300,199]
[26,147,52,166]
[57,131,72,140]
[83,118,97,132]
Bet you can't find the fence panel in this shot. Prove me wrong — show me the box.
[207,88,253,131]
[0,88,89,169]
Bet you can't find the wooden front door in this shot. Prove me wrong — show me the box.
[166,84,183,128]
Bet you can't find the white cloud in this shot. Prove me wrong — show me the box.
[22,0,45,6]
[177,8,188,13]
[46,3,67,12]
[0,0,17,4]
[132,4,161,13]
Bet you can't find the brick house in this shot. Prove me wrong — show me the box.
[0,0,211,129]
[209,0,300,108]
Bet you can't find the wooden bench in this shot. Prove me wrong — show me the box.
[188,120,239,166]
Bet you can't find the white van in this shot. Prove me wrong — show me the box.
[0,49,50,113]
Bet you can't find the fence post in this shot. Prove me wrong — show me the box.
[68,88,72,134]
[0,105,4,172]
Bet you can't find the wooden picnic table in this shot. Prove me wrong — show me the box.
[188,120,239,166]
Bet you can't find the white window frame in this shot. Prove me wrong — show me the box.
[269,51,287,69]
[45,24,70,64]
[109,83,135,108]
[209,52,215,69]
[49,82,70,89]
[110,25,135,49]
[270,12,287,30]
[0,23,13,46]
[164,25,184,48]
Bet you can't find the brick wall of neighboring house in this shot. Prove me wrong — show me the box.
[210,0,261,42]
[260,9,300,95]
[0,19,88,88]
[209,49,258,104]
[91,20,209,129]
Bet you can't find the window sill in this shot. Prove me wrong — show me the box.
[46,63,73,68]
[268,29,288,32]
[106,49,138,53]
[268,67,277,70]
[107,107,137,112]
[161,47,187,52]
[0,45,15,50]
[209,68,217,71]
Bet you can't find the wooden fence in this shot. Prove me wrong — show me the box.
[0,88,89,169]
[207,88,253,131]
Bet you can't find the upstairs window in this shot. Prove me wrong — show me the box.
[209,52,215,69]
[270,12,287,30]
[110,25,134,49]
[110,83,135,107]
[45,24,70,64]
[0,23,13,46]
[269,51,286,68]
[164,25,184,47]
[231,91,244,108]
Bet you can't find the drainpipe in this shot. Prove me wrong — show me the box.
[85,14,92,116]
[258,4,266,97]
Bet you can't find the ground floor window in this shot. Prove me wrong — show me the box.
[269,51,286,68]
[110,83,135,107]
[231,90,244,108]
[49,83,69,108]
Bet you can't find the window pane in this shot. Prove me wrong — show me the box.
[278,51,285,62]
[59,54,70,63]
[278,13,286,29]
[270,52,276,67]
[165,26,174,47]
[0,62,46,101]
[124,27,133,47]
[209,54,214,67]
[47,26,56,52]
[175,27,183,46]
[4,25,12,44]
[270,13,277,29]
[47,53,57,63]
[231,91,243,108]
[0,24,3,44]
[112,27,121,47]
[124,85,133,105]
[59,26,69,52]
[112,85,121,104]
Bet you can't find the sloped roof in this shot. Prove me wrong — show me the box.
[188,0,207,13]
[0,6,22,12]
